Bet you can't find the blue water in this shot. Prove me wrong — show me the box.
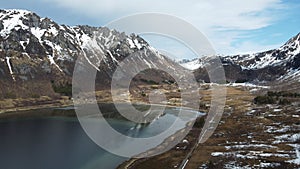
[0,105,203,169]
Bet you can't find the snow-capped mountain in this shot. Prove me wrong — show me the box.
[1,9,299,99]
[182,32,300,84]
[224,33,300,70]
[0,9,183,98]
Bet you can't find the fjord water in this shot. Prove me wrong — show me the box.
[0,104,204,169]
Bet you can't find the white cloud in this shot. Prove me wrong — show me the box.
[142,35,198,60]
[225,41,282,55]
[43,0,285,57]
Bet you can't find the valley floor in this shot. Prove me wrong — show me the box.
[187,86,300,169]
[117,85,300,169]
[0,83,299,168]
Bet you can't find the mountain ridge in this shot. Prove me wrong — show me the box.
[0,9,183,99]
[1,8,300,99]
[180,32,300,84]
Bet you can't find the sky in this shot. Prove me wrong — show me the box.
[1,0,300,60]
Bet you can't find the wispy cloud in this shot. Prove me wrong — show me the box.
[43,0,286,57]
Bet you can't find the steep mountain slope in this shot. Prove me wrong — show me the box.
[0,9,183,99]
[182,32,300,83]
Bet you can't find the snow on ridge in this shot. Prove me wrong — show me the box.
[127,38,136,49]
[0,9,178,72]
[180,59,201,70]
[47,26,59,37]
[78,32,111,70]
[0,9,30,37]
[30,27,46,41]
[0,9,58,42]
[106,49,118,63]
[133,39,142,49]
[19,39,30,50]
[1,9,32,14]
[277,68,300,82]
[220,34,300,70]
[47,55,62,72]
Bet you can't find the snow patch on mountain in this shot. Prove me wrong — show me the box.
[5,56,15,81]
[48,55,63,72]
[0,9,31,37]
[178,58,202,70]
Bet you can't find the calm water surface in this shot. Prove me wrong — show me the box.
[0,104,204,169]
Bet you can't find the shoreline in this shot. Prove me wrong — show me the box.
[0,103,74,114]
[117,121,195,169]
[0,99,202,119]
[0,98,205,169]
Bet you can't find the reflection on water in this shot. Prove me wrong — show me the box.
[0,103,205,169]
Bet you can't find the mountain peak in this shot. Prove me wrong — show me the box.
[278,32,300,58]
[283,32,300,47]
[0,9,33,15]
[0,9,41,38]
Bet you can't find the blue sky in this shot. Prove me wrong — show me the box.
[1,0,299,60]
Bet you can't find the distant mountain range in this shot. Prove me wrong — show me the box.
[179,32,300,85]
